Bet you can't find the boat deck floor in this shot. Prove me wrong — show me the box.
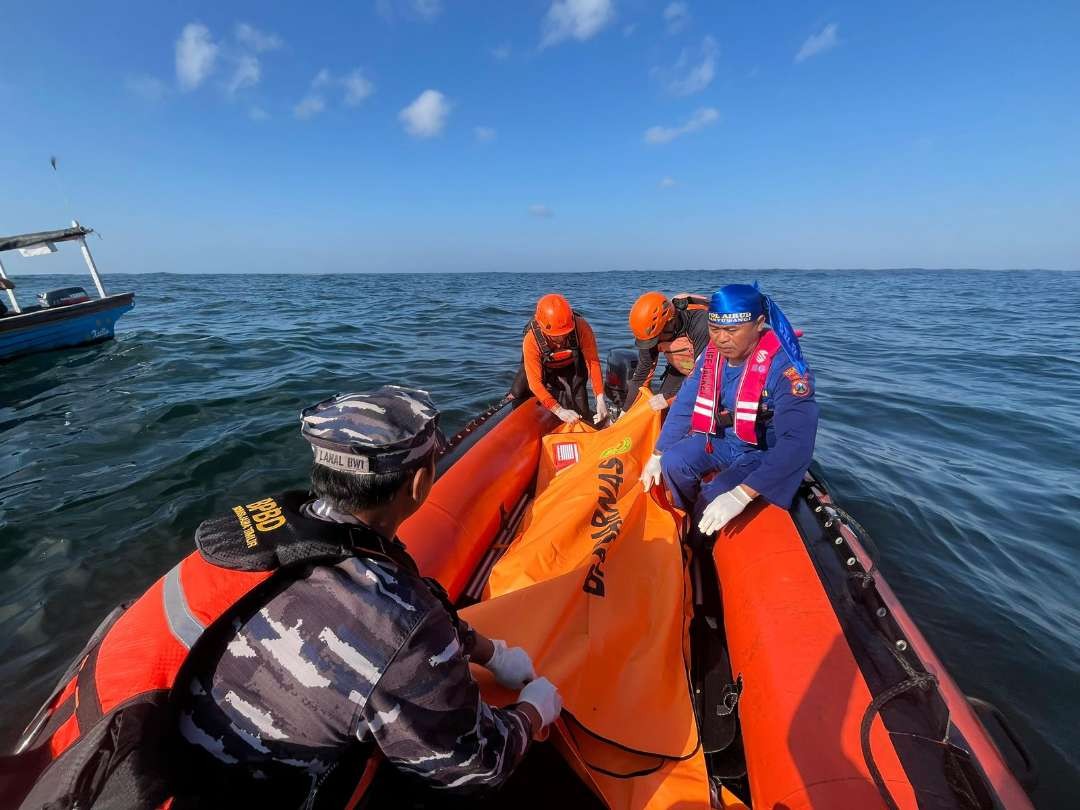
[363,739,605,808]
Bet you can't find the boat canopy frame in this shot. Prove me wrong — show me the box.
[0,222,108,315]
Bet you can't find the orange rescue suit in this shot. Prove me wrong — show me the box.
[522,315,605,410]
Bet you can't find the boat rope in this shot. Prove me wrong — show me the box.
[825,503,882,576]
[811,479,991,809]
[440,394,512,455]
[848,569,877,589]
[860,647,939,810]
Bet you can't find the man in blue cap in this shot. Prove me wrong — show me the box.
[639,285,819,534]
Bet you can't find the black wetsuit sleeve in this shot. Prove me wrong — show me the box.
[626,346,660,406]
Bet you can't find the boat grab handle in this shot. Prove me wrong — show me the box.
[966,696,1038,792]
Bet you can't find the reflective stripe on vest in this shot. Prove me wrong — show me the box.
[690,330,781,444]
[163,563,205,649]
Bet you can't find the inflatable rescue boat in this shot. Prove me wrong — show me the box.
[7,358,1037,810]
[363,364,1037,809]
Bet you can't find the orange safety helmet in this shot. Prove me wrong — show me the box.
[534,293,576,336]
[629,291,675,348]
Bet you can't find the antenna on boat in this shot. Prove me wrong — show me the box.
[47,155,107,298]
[49,155,77,226]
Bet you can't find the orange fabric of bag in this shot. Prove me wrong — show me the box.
[461,400,712,809]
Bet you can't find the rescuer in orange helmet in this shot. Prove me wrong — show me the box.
[509,294,608,425]
[625,291,711,408]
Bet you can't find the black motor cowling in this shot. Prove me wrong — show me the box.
[603,348,639,411]
[38,287,90,308]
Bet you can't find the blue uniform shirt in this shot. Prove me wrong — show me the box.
[656,335,819,507]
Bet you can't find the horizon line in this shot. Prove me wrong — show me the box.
[12,266,1077,276]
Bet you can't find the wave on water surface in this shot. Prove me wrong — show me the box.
[1,269,1078,806]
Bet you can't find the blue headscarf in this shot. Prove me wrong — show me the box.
[708,283,808,375]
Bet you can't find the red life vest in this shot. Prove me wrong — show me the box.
[0,492,416,810]
[691,330,782,445]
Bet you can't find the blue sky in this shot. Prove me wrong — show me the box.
[1,1,1078,273]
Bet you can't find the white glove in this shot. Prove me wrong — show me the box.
[640,453,663,490]
[648,393,669,411]
[593,394,609,425]
[518,677,563,727]
[552,406,581,424]
[485,640,536,690]
[698,486,754,535]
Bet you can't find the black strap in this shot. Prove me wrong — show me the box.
[528,318,580,365]
[672,294,708,311]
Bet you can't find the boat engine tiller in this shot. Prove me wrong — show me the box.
[604,348,639,411]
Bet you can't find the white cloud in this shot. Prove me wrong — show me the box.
[643,106,719,144]
[165,23,283,99]
[376,0,442,22]
[295,68,375,118]
[249,106,270,121]
[541,0,615,48]
[659,176,677,188]
[294,95,326,119]
[126,75,168,103]
[529,204,554,219]
[342,70,375,106]
[176,23,219,91]
[399,89,450,138]
[660,35,717,96]
[491,42,512,61]
[226,54,261,95]
[663,2,690,34]
[235,23,282,53]
[795,23,839,63]
[412,0,442,20]
[474,126,497,143]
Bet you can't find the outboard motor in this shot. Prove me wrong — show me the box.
[38,287,90,308]
[604,348,639,413]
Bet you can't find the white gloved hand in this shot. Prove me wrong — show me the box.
[593,394,609,425]
[518,677,563,728]
[485,640,536,690]
[698,486,754,535]
[552,406,581,424]
[640,453,663,490]
[648,393,669,411]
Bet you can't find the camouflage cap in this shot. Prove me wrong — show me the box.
[300,385,447,475]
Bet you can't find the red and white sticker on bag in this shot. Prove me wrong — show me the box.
[552,441,581,473]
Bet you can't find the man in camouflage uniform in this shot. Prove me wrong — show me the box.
[176,386,562,805]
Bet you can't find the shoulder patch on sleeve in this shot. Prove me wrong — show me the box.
[782,366,812,397]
